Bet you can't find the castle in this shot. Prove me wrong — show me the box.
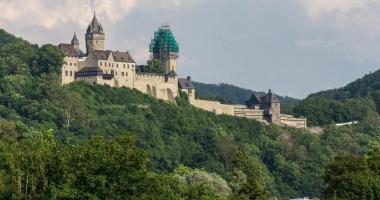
[59,13,178,102]
[58,13,307,129]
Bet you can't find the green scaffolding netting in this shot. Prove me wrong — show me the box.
[149,27,179,53]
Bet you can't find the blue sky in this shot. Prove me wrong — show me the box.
[1,0,380,98]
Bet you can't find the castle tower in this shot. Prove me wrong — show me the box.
[265,89,281,124]
[149,25,179,74]
[85,12,105,54]
[71,32,80,52]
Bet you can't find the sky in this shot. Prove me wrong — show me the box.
[0,0,380,98]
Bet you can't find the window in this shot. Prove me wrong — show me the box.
[126,72,128,77]
[123,64,125,68]
[127,64,129,69]
[121,72,125,76]
[100,62,102,66]
[70,62,72,66]
[74,63,77,66]
[65,71,68,76]
[116,64,119,68]
[70,71,72,76]
[109,63,111,67]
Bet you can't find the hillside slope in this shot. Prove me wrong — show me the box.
[292,70,380,126]
[1,29,380,199]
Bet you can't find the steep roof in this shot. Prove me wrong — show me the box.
[71,33,79,44]
[77,66,102,73]
[245,90,280,108]
[261,90,280,103]
[245,93,262,107]
[58,43,81,57]
[87,12,104,34]
[91,50,135,63]
[178,77,195,89]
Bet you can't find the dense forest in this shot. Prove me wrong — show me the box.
[292,70,380,126]
[0,29,380,199]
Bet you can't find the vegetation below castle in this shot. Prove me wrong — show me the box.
[1,29,380,199]
[291,70,380,126]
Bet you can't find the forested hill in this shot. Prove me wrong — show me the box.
[308,69,380,101]
[0,29,23,45]
[1,28,380,199]
[292,70,380,126]
[193,82,300,113]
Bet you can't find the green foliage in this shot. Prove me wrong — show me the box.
[137,59,165,74]
[293,97,377,126]
[323,150,380,200]
[1,28,380,199]
[294,69,380,126]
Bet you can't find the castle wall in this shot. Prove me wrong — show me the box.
[181,88,196,100]
[97,60,135,88]
[134,73,178,102]
[61,56,79,85]
[280,114,307,129]
[189,99,235,115]
[234,105,266,122]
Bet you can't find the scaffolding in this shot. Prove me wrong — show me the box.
[149,25,179,59]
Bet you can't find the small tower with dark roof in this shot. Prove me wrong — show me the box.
[85,12,105,54]
[71,32,80,52]
[264,89,281,124]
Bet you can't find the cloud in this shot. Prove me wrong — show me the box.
[0,0,135,29]
[298,0,379,21]
[0,0,199,30]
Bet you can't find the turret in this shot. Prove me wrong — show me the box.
[265,89,281,123]
[149,25,179,74]
[85,12,105,54]
[71,32,80,52]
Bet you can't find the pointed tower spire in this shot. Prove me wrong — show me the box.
[85,11,105,54]
[71,32,79,44]
[71,32,80,52]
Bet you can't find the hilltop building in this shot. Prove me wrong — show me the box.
[58,13,306,129]
[59,13,178,102]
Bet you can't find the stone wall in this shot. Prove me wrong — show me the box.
[234,105,266,122]
[280,114,307,129]
[61,56,79,85]
[189,98,306,128]
[189,99,235,115]
[134,73,178,102]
